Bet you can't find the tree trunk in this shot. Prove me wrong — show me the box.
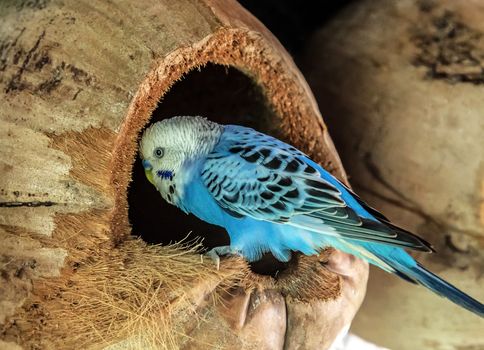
[0,1,367,349]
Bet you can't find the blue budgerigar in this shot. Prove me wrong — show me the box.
[140,116,484,317]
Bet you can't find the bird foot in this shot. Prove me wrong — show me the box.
[203,245,240,270]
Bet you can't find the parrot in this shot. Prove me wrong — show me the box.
[139,115,484,317]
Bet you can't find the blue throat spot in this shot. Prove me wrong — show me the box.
[156,170,173,180]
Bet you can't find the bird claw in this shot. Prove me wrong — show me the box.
[203,245,239,270]
[207,249,221,270]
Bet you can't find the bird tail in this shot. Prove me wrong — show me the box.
[329,239,484,317]
[392,261,484,318]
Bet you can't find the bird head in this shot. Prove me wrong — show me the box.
[139,116,223,196]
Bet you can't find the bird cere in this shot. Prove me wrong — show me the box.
[140,115,484,318]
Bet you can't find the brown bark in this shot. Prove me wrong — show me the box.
[302,0,484,349]
[0,1,367,349]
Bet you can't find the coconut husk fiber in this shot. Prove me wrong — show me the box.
[0,1,368,349]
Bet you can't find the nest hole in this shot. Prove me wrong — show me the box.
[128,63,290,276]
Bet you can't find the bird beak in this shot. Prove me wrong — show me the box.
[142,160,155,185]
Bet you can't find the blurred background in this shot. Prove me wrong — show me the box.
[239,0,484,349]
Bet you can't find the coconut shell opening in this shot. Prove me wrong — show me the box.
[0,1,369,348]
[128,63,294,276]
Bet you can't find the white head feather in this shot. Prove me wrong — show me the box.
[139,116,223,205]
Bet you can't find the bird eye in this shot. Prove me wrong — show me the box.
[153,147,164,158]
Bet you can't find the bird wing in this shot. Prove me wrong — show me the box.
[201,125,433,252]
